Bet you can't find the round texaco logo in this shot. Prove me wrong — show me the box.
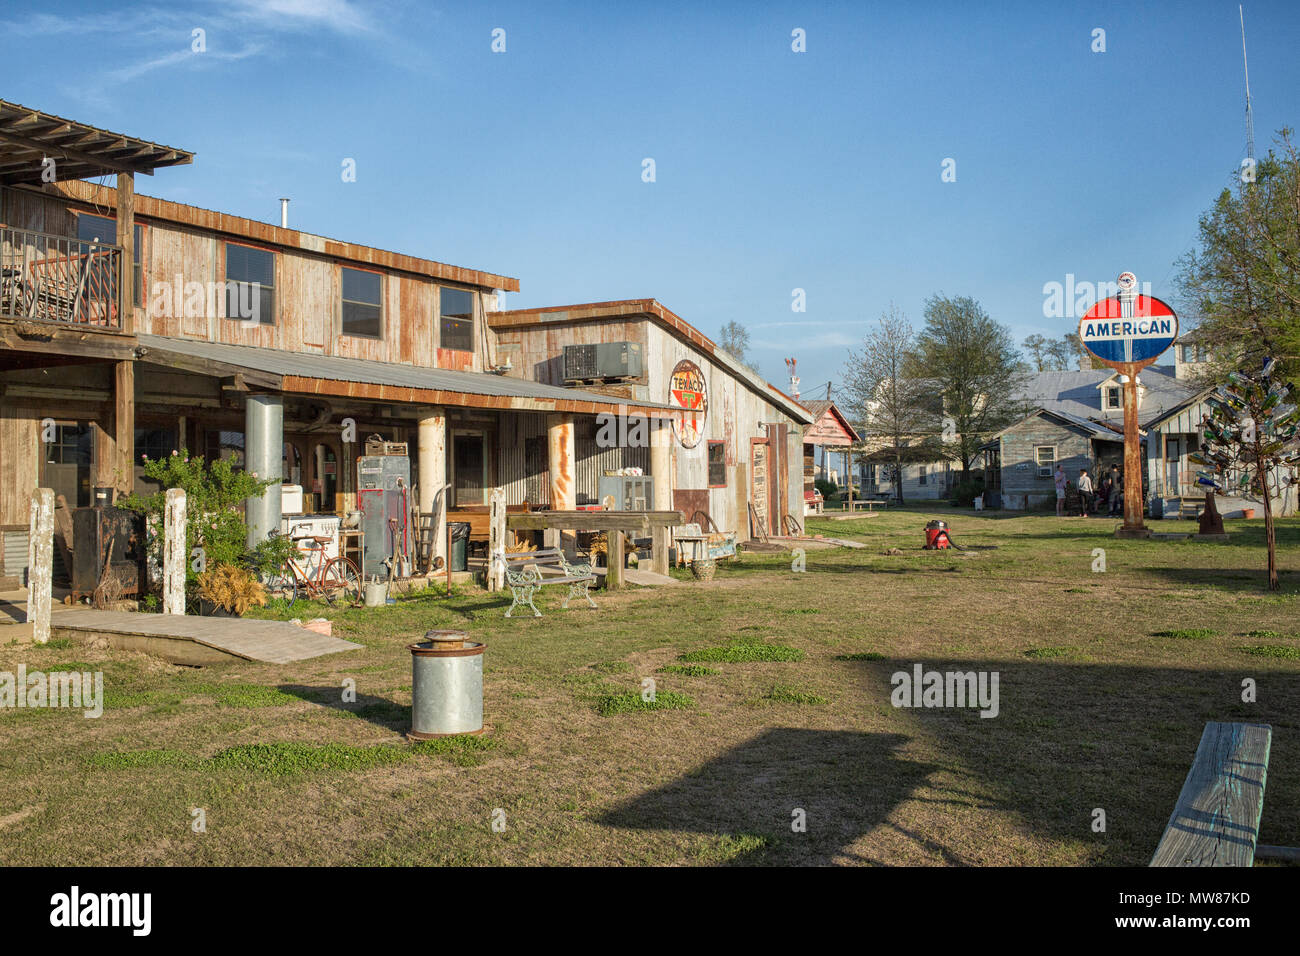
[669,359,708,449]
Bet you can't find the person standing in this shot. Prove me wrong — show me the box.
[1054,465,1067,517]
[1078,468,1094,516]
[1108,464,1123,517]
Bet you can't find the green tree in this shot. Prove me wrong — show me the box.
[1190,359,1300,590]
[718,320,757,374]
[841,304,934,504]
[1178,128,1300,382]
[908,294,1031,480]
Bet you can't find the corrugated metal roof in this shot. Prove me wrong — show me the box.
[1020,366,1194,425]
[137,335,675,409]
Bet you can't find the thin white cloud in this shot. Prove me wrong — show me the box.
[227,0,376,34]
[107,43,264,83]
[13,0,389,95]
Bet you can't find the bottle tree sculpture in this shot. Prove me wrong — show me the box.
[1191,358,1300,590]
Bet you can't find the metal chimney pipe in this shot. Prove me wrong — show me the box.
[279,198,289,228]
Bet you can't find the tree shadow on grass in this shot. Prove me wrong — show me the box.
[826,656,1300,865]
[279,683,408,732]
[597,728,942,865]
[1140,566,1299,594]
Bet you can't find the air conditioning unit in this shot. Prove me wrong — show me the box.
[563,342,644,382]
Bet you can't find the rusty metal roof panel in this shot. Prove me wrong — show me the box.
[137,334,675,409]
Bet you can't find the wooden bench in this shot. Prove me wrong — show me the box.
[494,548,597,618]
[1150,721,1272,867]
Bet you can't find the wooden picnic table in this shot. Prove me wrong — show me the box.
[848,498,889,511]
[506,509,683,590]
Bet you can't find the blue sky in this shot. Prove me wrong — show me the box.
[6,0,1299,396]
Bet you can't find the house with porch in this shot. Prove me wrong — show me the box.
[0,100,682,587]
[981,352,1297,516]
[0,100,811,591]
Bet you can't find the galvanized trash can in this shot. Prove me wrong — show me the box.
[408,629,483,739]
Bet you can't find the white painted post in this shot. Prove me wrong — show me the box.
[163,488,187,615]
[27,488,53,644]
[488,487,506,592]
[418,409,447,571]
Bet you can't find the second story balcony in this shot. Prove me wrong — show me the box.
[1,225,122,329]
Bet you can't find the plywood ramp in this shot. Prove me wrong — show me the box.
[50,610,361,666]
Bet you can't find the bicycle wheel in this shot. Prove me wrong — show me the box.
[265,564,299,608]
[321,556,362,607]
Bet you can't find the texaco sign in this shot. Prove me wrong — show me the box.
[669,359,708,448]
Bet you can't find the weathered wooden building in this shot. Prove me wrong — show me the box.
[489,300,812,538]
[0,102,683,586]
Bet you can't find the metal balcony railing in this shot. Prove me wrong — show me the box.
[0,226,122,328]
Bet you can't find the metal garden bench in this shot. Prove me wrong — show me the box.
[495,548,597,618]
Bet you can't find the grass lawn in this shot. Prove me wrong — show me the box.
[2,506,1298,866]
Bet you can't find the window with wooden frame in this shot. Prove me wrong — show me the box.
[224,242,275,325]
[439,287,475,352]
[1104,385,1122,410]
[341,267,383,338]
[918,464,928,485]
[1035,445,1056,477]
[77,213,143,308]
[707,440,726,488]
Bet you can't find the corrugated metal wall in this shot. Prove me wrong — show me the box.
[498,412,648,507]
[3,530,29,581]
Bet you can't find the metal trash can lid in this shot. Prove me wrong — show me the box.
[409,629,482,657]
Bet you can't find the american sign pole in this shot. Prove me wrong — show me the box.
[1077,272,1179,539]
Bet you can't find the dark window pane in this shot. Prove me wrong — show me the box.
[441,317,473,352]
[440,287,474,319]
[708,441,726,487]
[224,244,274,324]
[342,268,382,337]
[343,302,382,338]
[342,268,381,305]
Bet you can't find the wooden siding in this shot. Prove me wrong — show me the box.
[37,181,518,292]
[0,403,40,525]
[493,318,647,386]
[2,186,497,372]
[999,415,1095,501]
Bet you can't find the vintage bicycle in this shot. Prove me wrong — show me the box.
[263,527,361,607]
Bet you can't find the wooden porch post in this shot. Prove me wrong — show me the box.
[418,408,446,570]
[27,488,53,644]
[114,171,135,495]
[650,416,673,573]
[547,413,576,556]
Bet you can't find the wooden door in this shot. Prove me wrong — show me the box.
[750,439,769,535]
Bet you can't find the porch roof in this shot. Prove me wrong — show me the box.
[0,100,193,185]
[976,407,1133,452]
[136,334,676,417]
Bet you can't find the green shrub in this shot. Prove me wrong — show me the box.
[949,478,986,507]
[679,639,804,663]
[118,453,275,587]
